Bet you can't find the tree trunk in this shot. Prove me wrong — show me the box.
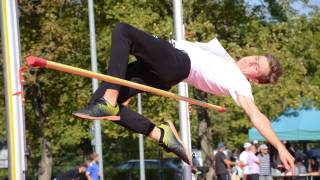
[194,89,215,180]
[199,120,215,180]
[29,75,53,180]
[38,139,52,180]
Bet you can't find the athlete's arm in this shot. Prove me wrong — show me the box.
[237,95,294,170]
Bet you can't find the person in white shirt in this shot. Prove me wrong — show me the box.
[74,23,294,169]
[239,142,252,180]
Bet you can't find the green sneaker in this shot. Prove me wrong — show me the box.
[158,121,192,165]
[73,98,119,120]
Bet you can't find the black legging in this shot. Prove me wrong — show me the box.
[89,23,191,136]
[217,173,230,180]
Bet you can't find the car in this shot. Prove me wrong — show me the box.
[112,159,182,180]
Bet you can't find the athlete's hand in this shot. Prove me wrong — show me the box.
[278,145,295,171]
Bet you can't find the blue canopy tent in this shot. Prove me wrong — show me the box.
[249,109,320,141]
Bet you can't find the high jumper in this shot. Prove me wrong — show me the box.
[28,23,294,169]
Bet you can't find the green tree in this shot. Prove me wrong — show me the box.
[19,0,93,178]
[183,1,320,179]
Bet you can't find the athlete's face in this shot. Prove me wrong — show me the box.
[237,56,271,83]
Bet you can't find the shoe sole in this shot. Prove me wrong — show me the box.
[166,120,192,165]
[73,112,120,121]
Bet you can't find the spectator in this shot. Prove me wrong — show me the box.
[215,142,238,180]
[230,149,241,180]
[257,144,272,180]
[240,142,252,180]
[86,153,99,180]
[253,140,259,149]
[284,141,296,157]
[56,162,88,180]
[308,157,319,173]
[295,158,307,175]
[247,145,260,180]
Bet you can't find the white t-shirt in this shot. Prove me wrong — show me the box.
[173,38,253,105]
[239,150,250,174]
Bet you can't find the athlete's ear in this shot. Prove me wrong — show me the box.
[248,78,259,84]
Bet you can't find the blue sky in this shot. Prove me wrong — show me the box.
[292,0,320,14]
[247,0,320,15]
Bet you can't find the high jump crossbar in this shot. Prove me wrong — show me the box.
[26,56,226,113]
